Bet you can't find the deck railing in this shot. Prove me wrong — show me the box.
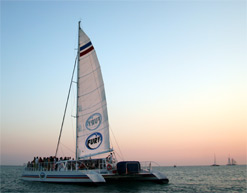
[24,161,113,172]
[140,161,161,171]
[25,162,61,171]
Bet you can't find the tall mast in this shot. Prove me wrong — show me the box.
[75,21,81,160]
[55,37,78,158]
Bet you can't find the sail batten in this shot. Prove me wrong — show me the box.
[78,84,104,98]
[79,66,101,79]
[77,27,110,159]
[78,101,106,113]
[78,104,107,117]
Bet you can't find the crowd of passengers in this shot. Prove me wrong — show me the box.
[26,156,73,171]
[26,154,115,171]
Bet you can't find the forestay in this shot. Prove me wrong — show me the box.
[77,28,111,159]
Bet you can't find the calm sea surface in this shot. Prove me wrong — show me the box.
[1,165,246,192]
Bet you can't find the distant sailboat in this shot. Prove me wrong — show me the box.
[211,154,219,166]
[227,156,237,166]
[231,158,237,165]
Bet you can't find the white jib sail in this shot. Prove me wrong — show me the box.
[77,28,111,159]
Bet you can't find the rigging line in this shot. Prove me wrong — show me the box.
[109,138,123,161]
[70,117,75,149]
[109,125,125,161]
[70,83,76,142]
[55,54,78,157]
[114,150,124,161]
[60,142,75,154]
[60,146,65,157]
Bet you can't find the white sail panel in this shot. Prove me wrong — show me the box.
[77,28,111,159]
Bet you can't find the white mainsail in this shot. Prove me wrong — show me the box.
[231,158,237,165]
[228,157,231,165]
[76,27,111,159]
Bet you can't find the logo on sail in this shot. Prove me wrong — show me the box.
[85,132,103,150]
[86,113,102,130]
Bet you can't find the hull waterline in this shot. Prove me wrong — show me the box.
[22,170,169,184]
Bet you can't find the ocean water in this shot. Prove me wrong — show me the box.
[0,165,246,192]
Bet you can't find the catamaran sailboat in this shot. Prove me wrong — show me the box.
[21,22,169,184]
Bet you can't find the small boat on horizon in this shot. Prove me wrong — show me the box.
[226,156,237,166]
[211,154,219,166]
[21,22,169,184]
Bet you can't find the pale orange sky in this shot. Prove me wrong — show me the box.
[1,1,246,166]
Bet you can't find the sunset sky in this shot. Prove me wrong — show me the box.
[1,0,246,166]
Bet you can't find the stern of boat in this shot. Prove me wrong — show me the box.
[105,161,169,184]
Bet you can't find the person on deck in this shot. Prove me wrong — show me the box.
[35,157,39,170]
[107,153,113,163]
